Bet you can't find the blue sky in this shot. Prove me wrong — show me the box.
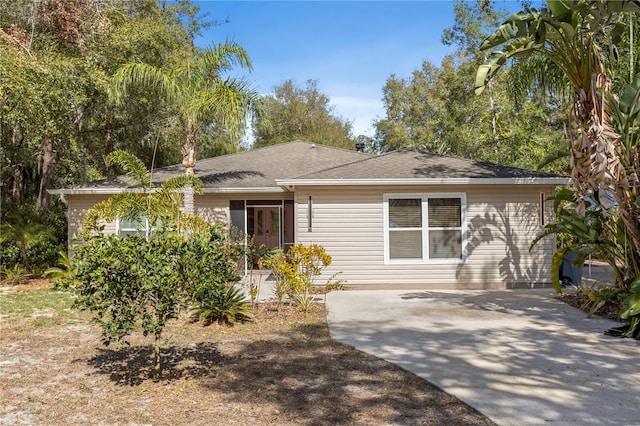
[192,1,515,137]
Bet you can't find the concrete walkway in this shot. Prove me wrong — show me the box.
[325,289,640,425]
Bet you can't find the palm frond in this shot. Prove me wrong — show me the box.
[81,193,148,233]
[193,77,262,139]
[180,214,212,236]
[159,174,204,194]
[198,41,253,74]
[506,54,569,101]
[106,150,152,189]
[108,62,181,106]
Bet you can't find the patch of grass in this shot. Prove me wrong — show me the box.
[0,288,75,326]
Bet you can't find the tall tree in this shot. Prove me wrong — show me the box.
[109,41,261,212]
[0,0,208,213]
[373,0,565,170]
[476,0,640,269]
[253,79,355,149]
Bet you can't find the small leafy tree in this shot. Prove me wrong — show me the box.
[74,150,247,376]
[74,225,246,375]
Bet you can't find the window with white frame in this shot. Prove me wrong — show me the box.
[384,194,466,263]
[117,217,152,237]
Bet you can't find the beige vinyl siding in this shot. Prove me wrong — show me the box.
[294,185,557,289]
[67,194,114,244]
[196,195,230,225]
[68,192,293,241]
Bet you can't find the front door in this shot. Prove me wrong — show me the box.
[249,206,281,252]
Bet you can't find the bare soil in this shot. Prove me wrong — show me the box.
[0,280,494,425]
[557,292,622,322]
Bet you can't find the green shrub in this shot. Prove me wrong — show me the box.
[0,240,20,268]
[1,264,31,285]
[605,277,640,340]
[191,285,251,326]
[581,286,626,318]
[260,243,337,310]
[44,251,77,289]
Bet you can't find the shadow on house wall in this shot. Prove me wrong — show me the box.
[457,200,553,289]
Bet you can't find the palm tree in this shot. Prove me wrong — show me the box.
[109,41,262,213]
[0,214,51,272]
[475,0,640,260]
[81,150,208,236]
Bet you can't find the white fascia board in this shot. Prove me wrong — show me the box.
[48,187,147,195]
[275,177,571,186]
[202,187,287,193]
[49,186,287,195]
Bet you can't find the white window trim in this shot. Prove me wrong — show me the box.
[116,217,151,237]
[383,193,467,265]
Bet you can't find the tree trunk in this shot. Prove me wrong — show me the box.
[36,134,55,210]
[11,123,24,207]
[181,122,197,214]
[19,240,30,272]
[183,186,195,215]
[571,68,640,280]
[12,166,22,208]
[153,339,161,379]
[488,80,499,157]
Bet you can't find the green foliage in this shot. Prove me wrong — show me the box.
[605,277,640,340]
[80,149,208,236]
[74,234,175,346]
[531,187,631,292]
[44,251,77,289]
[260,243,334,310]
[73,224,246,348]
[73,151,247,375]
[373,0,566,170]
[253,79,355,149]
[287,244,332,293]
[0,240,20,268]
[0,209,62,275]
[0,0,214,220]
[324,271,349,292]
[109,40,262,172]
[1,264,31,286]
[259,249,294,306]
[581,286,627,319]
[191,285,251,326]
[105,150,152,189]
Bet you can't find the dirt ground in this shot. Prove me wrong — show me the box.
[0,280,493,426]
[557,291,622,322]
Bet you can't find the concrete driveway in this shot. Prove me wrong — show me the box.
[325,289,640,425]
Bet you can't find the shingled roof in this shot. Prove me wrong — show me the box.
[278,149,568,185]
[57,141,371,193]
[51,142,568,195]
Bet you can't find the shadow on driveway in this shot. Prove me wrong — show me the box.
[326,289,640,426]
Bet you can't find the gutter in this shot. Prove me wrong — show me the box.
[275,177,571,186]
[48,186,287,196]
